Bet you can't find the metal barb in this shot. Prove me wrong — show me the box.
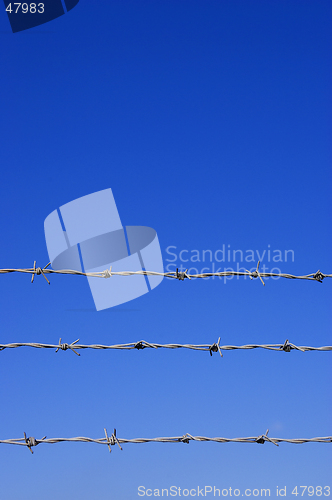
[55,338,80,356]
[31,261,50,284]
[313,270,324,283]
[245,261,265,285]
[104,428,113,453]
[175,268,190,281]
[31,261,36,283]
[103,266,112,278]
[209,343,218,356]
[112,429,123,451]
[134,341,146,350]
[24,432,37,454]
[209,337,223,357]
[180,434,191,444]
[256,429,279,447]
[282,339,292,352]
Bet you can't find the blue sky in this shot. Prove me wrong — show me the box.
[0,1,331,498]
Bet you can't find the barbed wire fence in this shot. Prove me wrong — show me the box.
[1,260,331,457]
[1,429,331,454]
[0,338,331,357]
[0,260,331,285]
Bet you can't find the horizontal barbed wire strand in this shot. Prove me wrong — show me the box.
[0,261,330,285]
[0,429,331,454]
[0,338,331,357]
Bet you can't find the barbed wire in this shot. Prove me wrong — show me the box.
[0,338,331,357]
[1,429,331,454]
[0,260,331,285]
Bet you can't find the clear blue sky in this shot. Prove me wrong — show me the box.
[0,1,331,498]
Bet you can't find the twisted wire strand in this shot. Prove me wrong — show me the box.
[0,261,330,285]
[0,338,331,356]
[1,429,331,453]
